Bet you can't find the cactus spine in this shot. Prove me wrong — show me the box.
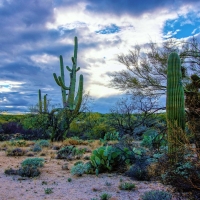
[53,36,83,112]
[166,52,185,163]
[38,89,47,113]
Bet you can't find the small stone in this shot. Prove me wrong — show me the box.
[62,163,69,170]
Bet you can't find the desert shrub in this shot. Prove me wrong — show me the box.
[119,182,136,190]
[36,139,50,147]
[70,163,88,176]
[9,139,27,147]
[63,137,88,146]
[4,168,19,175]
[21,157,44,168]
[56,145,76,159]
[102,131,119,141]
[32,144,42,152]
[161,160,200,191]
[6,148,25,156]
[141,190,172,200]
[18,166,40,177]
[100,193,112,200]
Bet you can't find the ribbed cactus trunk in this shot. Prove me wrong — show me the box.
[38,89,47,113]
[166,52,185,164]
[38,89,42,113]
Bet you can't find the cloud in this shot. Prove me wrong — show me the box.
[0,0,200,113]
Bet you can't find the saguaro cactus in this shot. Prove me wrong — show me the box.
[166,52,185,163]
[53,36,83,113]
[51,36,83,141]
[38,89,47,113]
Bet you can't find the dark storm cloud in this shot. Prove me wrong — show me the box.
[57,0,200,16]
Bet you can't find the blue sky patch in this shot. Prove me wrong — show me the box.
[163,13,200,39]
[96,24,120,34]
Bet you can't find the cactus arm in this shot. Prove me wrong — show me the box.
[66,66,72,72]
[73,74,83,112]
[76,67,80,72]
[53,73,61,86]
[58,77,70,90]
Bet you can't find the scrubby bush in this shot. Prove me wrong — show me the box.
[36,139,50,147]
[119,182,136,190]
[56,145,76,159]
[70,163,88,176]
[21,157,44,168]
[32,144,42,152]
[6,148,25,156]
[18,166,40,177]
[141,190,172,200]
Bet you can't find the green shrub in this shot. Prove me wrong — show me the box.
[18,166,40,177]
[44,188,53,194]
[36,140,50,147]
[119,182,136,190]
[32,144,42,152]
[9,139,26,147]
[141,190,172,200]
[103,131,119,141]
[100,193,112,200]
[70,163,88,176]
[21,157,44,168]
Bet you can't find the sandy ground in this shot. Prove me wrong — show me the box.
[0,150,186,200]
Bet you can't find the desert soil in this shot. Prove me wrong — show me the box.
[0,150,186,200]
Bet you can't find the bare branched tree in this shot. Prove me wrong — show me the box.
[109,37,200,96]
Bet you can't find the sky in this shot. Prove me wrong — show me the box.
[0,0,200,114]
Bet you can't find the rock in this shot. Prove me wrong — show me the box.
[62,163,69,170]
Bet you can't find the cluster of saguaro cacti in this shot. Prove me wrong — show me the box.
[166,52,185,163]
[38,89,47,113]
[53,36,83,114]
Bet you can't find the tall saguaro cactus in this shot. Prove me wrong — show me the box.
[53,36,83,113]
[38,89,47,113]
[166,52,185,163]
[51,36,83,141]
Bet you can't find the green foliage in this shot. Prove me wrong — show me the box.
[141,190,172,200]
[100,193,112,200]
[9,139,26,147]
[36,140,50,147]
[67,178,72,182]
[70,163,88,176]
[21,157,44,168]
[90,145,121,173]
[102,131,119,141]
[18,166,40,178]
[119,182,136,190]
[44,188,53,194]
[32,144,42,152]
[141,129,167,150]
